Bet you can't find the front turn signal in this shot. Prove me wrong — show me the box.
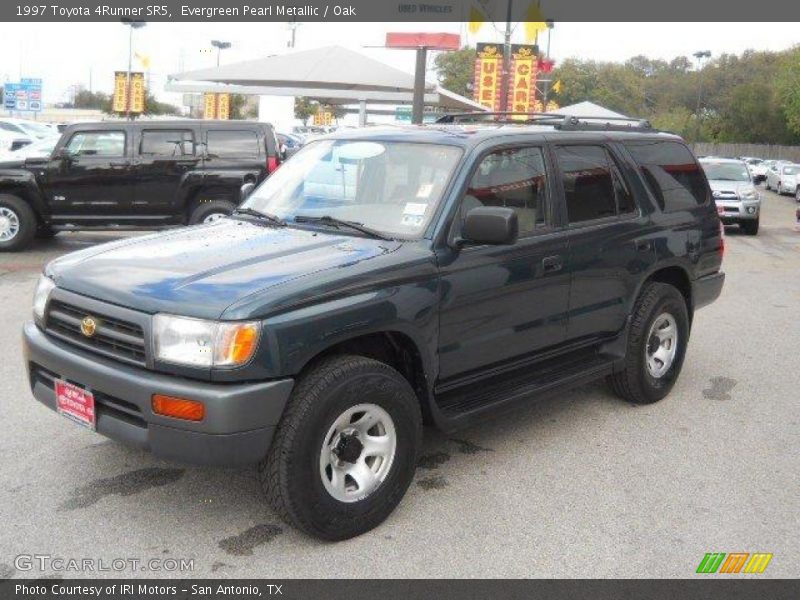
[152,395,205,422]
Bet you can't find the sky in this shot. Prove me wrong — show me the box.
[0,21,798,106]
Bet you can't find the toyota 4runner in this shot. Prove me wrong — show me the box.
[23,114,725,540]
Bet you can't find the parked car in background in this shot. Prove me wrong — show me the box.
[742,157,767,183]
[22,117,724,539]
[0,137,58,165]
[0,119,282,250]
[765,162,799,195]
[701,158,761,235]
[0,118,59,141]
[764,160,790,191]
[277,132,304,159]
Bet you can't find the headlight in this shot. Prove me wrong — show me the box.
[739,188,757,199]
[153,314,260,368]
[32,275,56,325]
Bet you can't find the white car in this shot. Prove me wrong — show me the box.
[765,163,799,196]
[742,157,767,183]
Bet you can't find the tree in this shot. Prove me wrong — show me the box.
[74,89,111,110]
[776,47,800,137]
[142,92,180,116]
[434,47,477,98]
[294,96,318,125]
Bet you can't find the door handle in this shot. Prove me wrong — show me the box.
[542,255,563,273]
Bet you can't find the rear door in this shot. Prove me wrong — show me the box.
[554,143,656,343]
[43,127,133,217]
[202,126,267,189]
[133,126,199,215]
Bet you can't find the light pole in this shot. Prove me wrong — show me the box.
[211,40,231,66]
[693,50,711,142]
[121,19,146,120]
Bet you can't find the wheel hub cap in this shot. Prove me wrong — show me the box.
[0,208,20,241]
[203,213,226,224]
[645,312,678,379]
[320,403,397,503]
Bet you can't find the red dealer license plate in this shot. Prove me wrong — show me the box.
[55,380,96,430]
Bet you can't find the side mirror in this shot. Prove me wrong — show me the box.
[461,206,518,246]
[240,182,256,202]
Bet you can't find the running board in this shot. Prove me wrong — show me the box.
[435,351,617,429]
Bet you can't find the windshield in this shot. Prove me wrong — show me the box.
[781,166,797,175]
[244,139,462,238]
[701,162,750,182]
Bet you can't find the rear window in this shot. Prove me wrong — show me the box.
[206,130,261,158]
[625,141,709,211]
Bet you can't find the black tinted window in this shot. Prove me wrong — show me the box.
[140,130,194,156]
[206,130,260,157]
[625,141,708,211]
[465,147,548,236]
[556,145,617,223]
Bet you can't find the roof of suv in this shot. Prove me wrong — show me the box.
[321,123,682,149]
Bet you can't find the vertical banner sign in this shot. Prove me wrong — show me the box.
[203,93,231,119]
[112,72,128,113]
[129,72,146,114]
[204,93,217,119]
[216,93,231,120]
[508,45,538,120]
[473,43,502,111]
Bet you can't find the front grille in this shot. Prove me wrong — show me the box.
[723,206,740,213]
[45,300,147,366]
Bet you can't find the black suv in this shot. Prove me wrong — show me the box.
[0,120,281,250]
[22,115,724,540]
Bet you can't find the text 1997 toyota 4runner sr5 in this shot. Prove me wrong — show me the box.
[23,114,724,540]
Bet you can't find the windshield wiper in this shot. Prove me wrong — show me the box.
[293,215,394,241]
[231,207,286,226]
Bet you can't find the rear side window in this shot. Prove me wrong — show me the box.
[625,141,709,211]
[555,145,619,223]
[206,130,261,158]
[140,130,194,157]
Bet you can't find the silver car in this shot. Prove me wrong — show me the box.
[701,158,761,235]
[764,161,796,193]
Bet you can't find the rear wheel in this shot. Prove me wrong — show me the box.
[0,194,36,252]
[608,282,689,404]
[188,199,236,225]
[795,187,800,203]
[258,355,422,540]
[741,219,759,235]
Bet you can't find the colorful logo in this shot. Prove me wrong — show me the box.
[696,552,773,574]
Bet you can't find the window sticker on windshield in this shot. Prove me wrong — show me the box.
[416,183,434,199]
[402,214,425,227]
[403,202,428,216]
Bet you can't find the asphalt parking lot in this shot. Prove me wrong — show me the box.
[0,190,798,579]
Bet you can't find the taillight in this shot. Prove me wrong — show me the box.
[719,220,726,258]
[267,156,279,173]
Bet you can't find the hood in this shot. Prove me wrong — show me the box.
[708,180,756,198]
[48,220,400,320]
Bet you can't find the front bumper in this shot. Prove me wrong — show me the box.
[692,271,725,311]
[23,322,294,466]
[717,199,760,223]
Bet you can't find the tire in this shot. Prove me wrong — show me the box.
[607,282,690,404]
[188,199,236,225]
[765,180,771,191]
[741,219,759,235]
[258,355,422,541]
[0,194,36,252]
[795,187,800,203]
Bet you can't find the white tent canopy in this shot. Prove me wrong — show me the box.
[549,101,630,120]
[167,45,486,124]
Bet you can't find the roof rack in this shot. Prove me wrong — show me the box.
[435,111,654,132]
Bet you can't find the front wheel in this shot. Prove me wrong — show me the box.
[795,187,800,203]
[0,194,36,252]
[258,355,422,540]
[188,200,236,225]
[608,282,690,404]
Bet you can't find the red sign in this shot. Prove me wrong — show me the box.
[386,32,461,50]
[56,380,96,430]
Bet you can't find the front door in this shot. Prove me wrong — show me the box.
[437,145,570,383]
[44,128,133,218]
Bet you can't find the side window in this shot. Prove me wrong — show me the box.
[464,146,548,236]
[609,154,636,215]
[206,130,260,158]
[555,145,617,223]
[140,130,194,157]
[624,141,709,211]
[65,131,126,157]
